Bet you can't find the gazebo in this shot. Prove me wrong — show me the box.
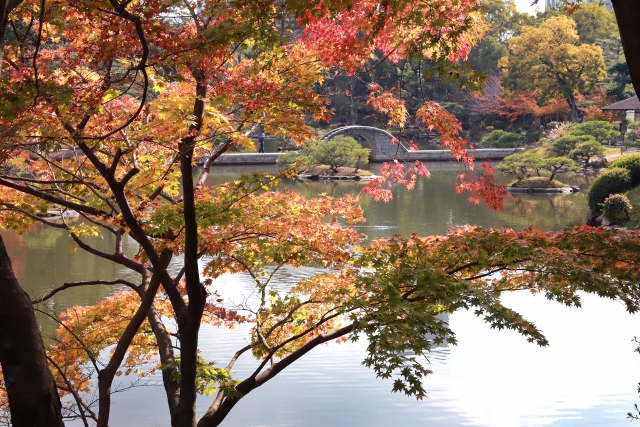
[601,95,640,145]
[602,95,640,122]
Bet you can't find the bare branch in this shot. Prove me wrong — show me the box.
[47,355,95,427]
[0,176,107,217]
[35,308,101,372]
[69,232,146,274]
[31,279,139,304]
[198,324,354,427]
[0,203,68,229]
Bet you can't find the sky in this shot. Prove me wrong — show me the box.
[514,0,544,14]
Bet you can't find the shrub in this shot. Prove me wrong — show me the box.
[305,136,370,173]
[587,167,632,213]
[552,134,596,156]
[497,132,524,147]
[626,140,640,149]
[609,153,640,186]
[628,120,640,132]
[277,136,370,173]
[276,150,304,168]
[442,102,466,121]
[602,193,632,224]
[625,130,640,143]
[541,157,578,180]
[497,151,544,181]
[538,122,573,149]
[480,129,506,146]
[570,140,605,168]
[525,130,545,145]
[571,120,618,143]
[480,130,523,148]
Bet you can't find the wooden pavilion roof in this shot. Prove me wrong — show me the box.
[601,95,640,110]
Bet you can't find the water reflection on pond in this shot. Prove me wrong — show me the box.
[4,162,638,427]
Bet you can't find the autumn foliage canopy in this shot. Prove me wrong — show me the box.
[0,0,639,426]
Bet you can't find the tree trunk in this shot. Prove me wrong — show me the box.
[172,74,208,427]
[566,95,579,123]
[147,304,180,417]
[611,0,640,95]
[0,1,6,75]
[0,235,64,427]
[1,0,24,75]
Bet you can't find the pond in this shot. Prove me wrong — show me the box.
[3,162,638,427]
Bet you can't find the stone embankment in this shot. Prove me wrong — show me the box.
[198,149,520,166]
[297,174,377,181]
[507,187,579,194]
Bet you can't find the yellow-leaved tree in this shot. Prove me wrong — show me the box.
[499,15,607,122]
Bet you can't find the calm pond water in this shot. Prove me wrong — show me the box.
[4,162,638,427]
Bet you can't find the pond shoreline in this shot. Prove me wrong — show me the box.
[198,148,521,166]
[507,186,579,194]
[297,174,378,181]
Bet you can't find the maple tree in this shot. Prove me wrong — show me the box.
[0,0,500,425]
[0,1,639,427]
[468,75,572,128]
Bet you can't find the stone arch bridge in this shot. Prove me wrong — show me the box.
[200,126,520,165]
[320,125,518,162]
[320,126,408,162]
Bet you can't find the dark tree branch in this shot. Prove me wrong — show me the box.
[0,203,68,229]
[0,175,93,185]
[173,70,208,427]
[31,0,45,101]
[31,279,139,304]
[0,176,108,217]
[120,166,140,187]
[146,302,180,418]
[0,0,25,75]
[95,268,164,427]
[197,324,354,427]
[34,307,101,372]
[46,355,92,427]
[69,232,145,274]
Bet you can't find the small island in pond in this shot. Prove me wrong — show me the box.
[498,150,581,193]
[508,176,573,192]
[495,121,619,193]
[277,135,374,180]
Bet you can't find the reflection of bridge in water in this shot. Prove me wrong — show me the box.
[201,126,520,165]
[402,313,451,357]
